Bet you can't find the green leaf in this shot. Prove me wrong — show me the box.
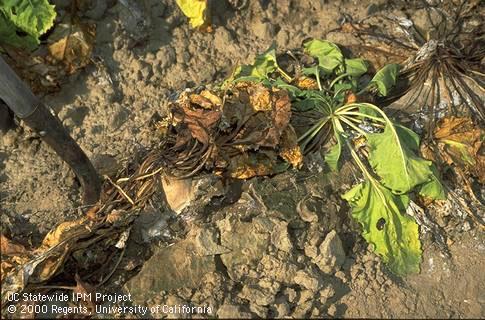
[418,164,446,200]
[369,64,400,96]
[0,0,55,42]
[234,43,279,81]
[325,131,343,171]
[272,78,305,99]
[441,139,476,166]
[303,39,343,74]
[175,0,208,28]
[345,58,368,77]
[342,181,422,275]
[367,123,433,194]
[0,13,37,49]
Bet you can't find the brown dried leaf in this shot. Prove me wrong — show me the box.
[227,151,287,179]
[1,234,28,256]
[200,90,222,106]
[173,91,222,145]
[294,76,319,90]
[279,127,303,169]
[0,236,31,282]
[425,117,484,183]
[33,247,70,282]
[47,16,95,74]
[230,83,292,148]
[41,218,91,248]
[73,274,96,312]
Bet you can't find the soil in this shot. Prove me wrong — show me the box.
[1,0,483,319]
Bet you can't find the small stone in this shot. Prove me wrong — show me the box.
[162,176,195,214]
[293,270,322,292]
[327,304,338,317]
[91,154,118,177]
[239,285,275,306]
[292,295,313,318]
[334,270,347,283]
[2,130,17,147]
[270,220,293,252]
[304,245,319,259]
[273,303,290,318]
[364,287,374,296]
[216,304,252,319]
[297,197,319,223]
[249,304,268,318]
[320,286,335,300]
[314,230,346,274]
[350,267,362,280]
[284,288,297,303]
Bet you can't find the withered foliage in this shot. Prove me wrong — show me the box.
[327,0,484,132]
[159,82,303,179]
[421,117,484,184]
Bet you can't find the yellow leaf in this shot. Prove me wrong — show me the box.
[176,0,209,28]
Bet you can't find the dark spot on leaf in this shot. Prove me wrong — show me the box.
[377,217,386,230]
[15,30,28,37]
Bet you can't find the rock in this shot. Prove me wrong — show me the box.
[297,197,319,223]
[327,304,338,317]
[216,304,252,319]
[259,255,298,284]
[292,290,314,318]
[193,227,229,256]
[249,304,268,318]
[284,287,297,303]
[239,285,275,306]
[124,228,217,303]
[273,302,290,318]
[270,219,293,252]
[314,230,346,274]
[2,130,17,148]
[293,270,322,292]
[320,285,335,301]
[131,207,170,243]
[161,176,195,214]
[218,218,270,280]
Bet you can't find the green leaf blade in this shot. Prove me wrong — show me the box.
[345,58,368,77]
[367,124,433,194]
[325,131,343,171]
[0,0,56,38]
[418,164,446,200]
[343,181,422,275]
[234,43,278,81]
[303,39,343,74]
[369,63,400,96]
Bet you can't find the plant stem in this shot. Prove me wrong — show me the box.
[338,111,387,123]
[314,66,323,91]
[339,116,367,136]
[297,117,330,143]
[278,67,293,82]
[329,73,350,89]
